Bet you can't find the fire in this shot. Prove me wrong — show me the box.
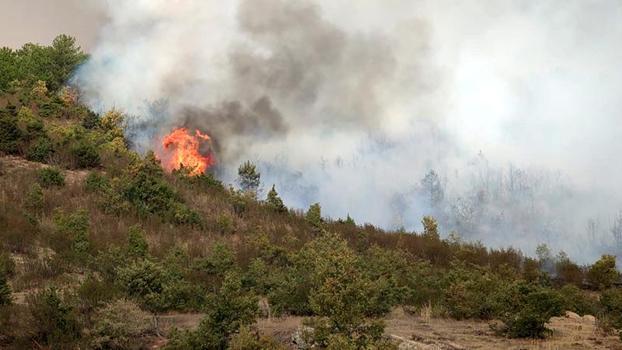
[160,127,214,175]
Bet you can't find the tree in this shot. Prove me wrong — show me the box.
[422,216,439,238]
[587,255,620,290]
[48,34,87,91]
[266,185,286,213]
[306,203,322,228]
[0,47,17,91]
[421,170,444,207]
[238,161,260,195]
[165,272,258,350]
[127,225,149,259]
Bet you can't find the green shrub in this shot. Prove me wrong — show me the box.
[0,112,21,154]
[443,264,502,320]
[27,288,82,347]
[16,106,44,140]
[558,284,597,316]
[587,255,620,290]
[89,299,155,350]
[84,171,111,193]
[37,167,65,188]
[306,203,322,228]
[126,225,149,259]
[165,272,258,350]
[24,183,44,211]
[26,136,54,162]
[600,289,622,329]
[493,282,564,338]
[116,259,165,312]
[72,140,101,168]
[267,185,287,213]
[52,209,91,261]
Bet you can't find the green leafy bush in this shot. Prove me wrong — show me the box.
[587,255,620,290]
[37,167,65,188]
[84,171,111,193]
[127,225,149,259]
[116,259,165,312]
[443,264,503,320]
[165,272,258,350]
[0,112,20,154]
[558,284,597,316]
[26,136,54,162]
[72,139,101,168]
[600,289,622,329]
[306,203,322,228]
[493,282,564,338]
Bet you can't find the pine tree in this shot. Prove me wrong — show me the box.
[238,161,260,196]
[306,203,322,228]
[267,185,287,213]
[127,225,149,259]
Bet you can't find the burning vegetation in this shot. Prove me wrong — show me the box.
[159,127,214,176]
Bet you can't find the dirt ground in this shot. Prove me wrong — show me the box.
[154,308,622,350]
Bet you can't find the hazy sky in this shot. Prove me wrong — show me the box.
[0,0,103,50]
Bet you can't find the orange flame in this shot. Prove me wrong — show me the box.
[160,127,214,175]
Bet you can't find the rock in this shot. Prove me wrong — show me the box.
[565,311,581,320]
[583,314,596,323]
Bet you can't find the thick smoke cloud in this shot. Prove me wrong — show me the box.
[74,0,622,263]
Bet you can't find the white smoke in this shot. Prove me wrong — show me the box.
[74,0,622,263]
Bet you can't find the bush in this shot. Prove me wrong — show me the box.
[37,167,65,188]
[52,209,91,261]
[116,259,165,312]
[267,185,287,213]
[306,203,322,228]
[84,171,111,193]
[443,264,502,320]
[127,225,149,259]
[600,289,622,329]
[27,288,82,347]
[558,284,597,316]
[72,140,101,168]
[26,136,54,162]
[89,299,155,350]
[587,255,620,290]
[493,282,564,338]
[24,183,44,211]
[0,112,20,154]
[165,272,258,350]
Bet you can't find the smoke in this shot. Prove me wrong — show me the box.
[0,0,105,50]
[73,0,622,263]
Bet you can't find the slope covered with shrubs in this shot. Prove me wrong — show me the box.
[0,35,622,349]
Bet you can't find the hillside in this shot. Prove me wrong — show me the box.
[1,36,622,350]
